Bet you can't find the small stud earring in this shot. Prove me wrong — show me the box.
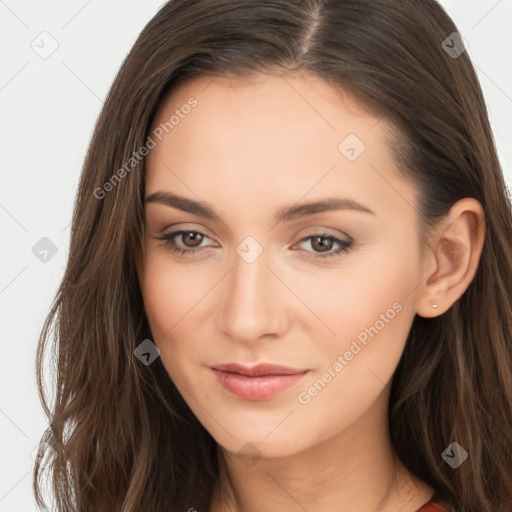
[430,300,438,309]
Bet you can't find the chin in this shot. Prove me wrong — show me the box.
[212,423,317,462]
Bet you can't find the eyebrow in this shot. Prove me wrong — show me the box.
[145,190,375,222]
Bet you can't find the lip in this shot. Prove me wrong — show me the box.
[209,363,309,401]
[210,362,309,376]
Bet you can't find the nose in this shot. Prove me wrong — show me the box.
[215,244,288,345]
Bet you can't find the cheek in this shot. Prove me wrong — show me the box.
[301,241,418,348]
[293,245,421,417]
[139,255,190,351]
[140,249,213,325]
[139,252,219,371]
[290,249,418,435]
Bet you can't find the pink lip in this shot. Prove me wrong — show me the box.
[209,363,309,400]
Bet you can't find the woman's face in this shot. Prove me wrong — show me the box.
[138,73,428,458]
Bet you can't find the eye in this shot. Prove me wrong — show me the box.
[293,233,355,259]
[155,230,355,260]
[156,229,214,257]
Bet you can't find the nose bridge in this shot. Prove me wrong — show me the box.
[217,238,284,342]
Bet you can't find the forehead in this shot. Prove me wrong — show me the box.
[147,72,393,170]
[152,71,376,132]
[144,72,416,224]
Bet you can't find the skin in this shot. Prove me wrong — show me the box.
[136,72,485,512]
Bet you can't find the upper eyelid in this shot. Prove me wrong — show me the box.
[159,224,350,238]
[159,229,351,246]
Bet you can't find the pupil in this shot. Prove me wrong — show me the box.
[314,236,330,252]
[186,232,202,247]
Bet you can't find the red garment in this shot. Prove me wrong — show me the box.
[415,499,450,511]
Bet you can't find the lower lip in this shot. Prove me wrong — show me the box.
[210,368,309,401]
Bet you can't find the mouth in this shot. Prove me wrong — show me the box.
[210,362,308,376]
[209,362,310,400]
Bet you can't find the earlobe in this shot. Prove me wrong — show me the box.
[416,198,485,318]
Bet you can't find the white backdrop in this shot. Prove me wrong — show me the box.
[0,1,511,510]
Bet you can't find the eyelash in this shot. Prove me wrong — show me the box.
[155,229,355,260]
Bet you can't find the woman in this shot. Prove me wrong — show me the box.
[33,1,512,511]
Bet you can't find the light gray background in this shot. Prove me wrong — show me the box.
[0,1,510,510]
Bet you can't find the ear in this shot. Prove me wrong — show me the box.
[416,198,485,318]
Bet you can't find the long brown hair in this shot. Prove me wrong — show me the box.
[33,1,512,510]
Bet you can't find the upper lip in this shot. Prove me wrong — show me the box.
[210,362,308,377]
